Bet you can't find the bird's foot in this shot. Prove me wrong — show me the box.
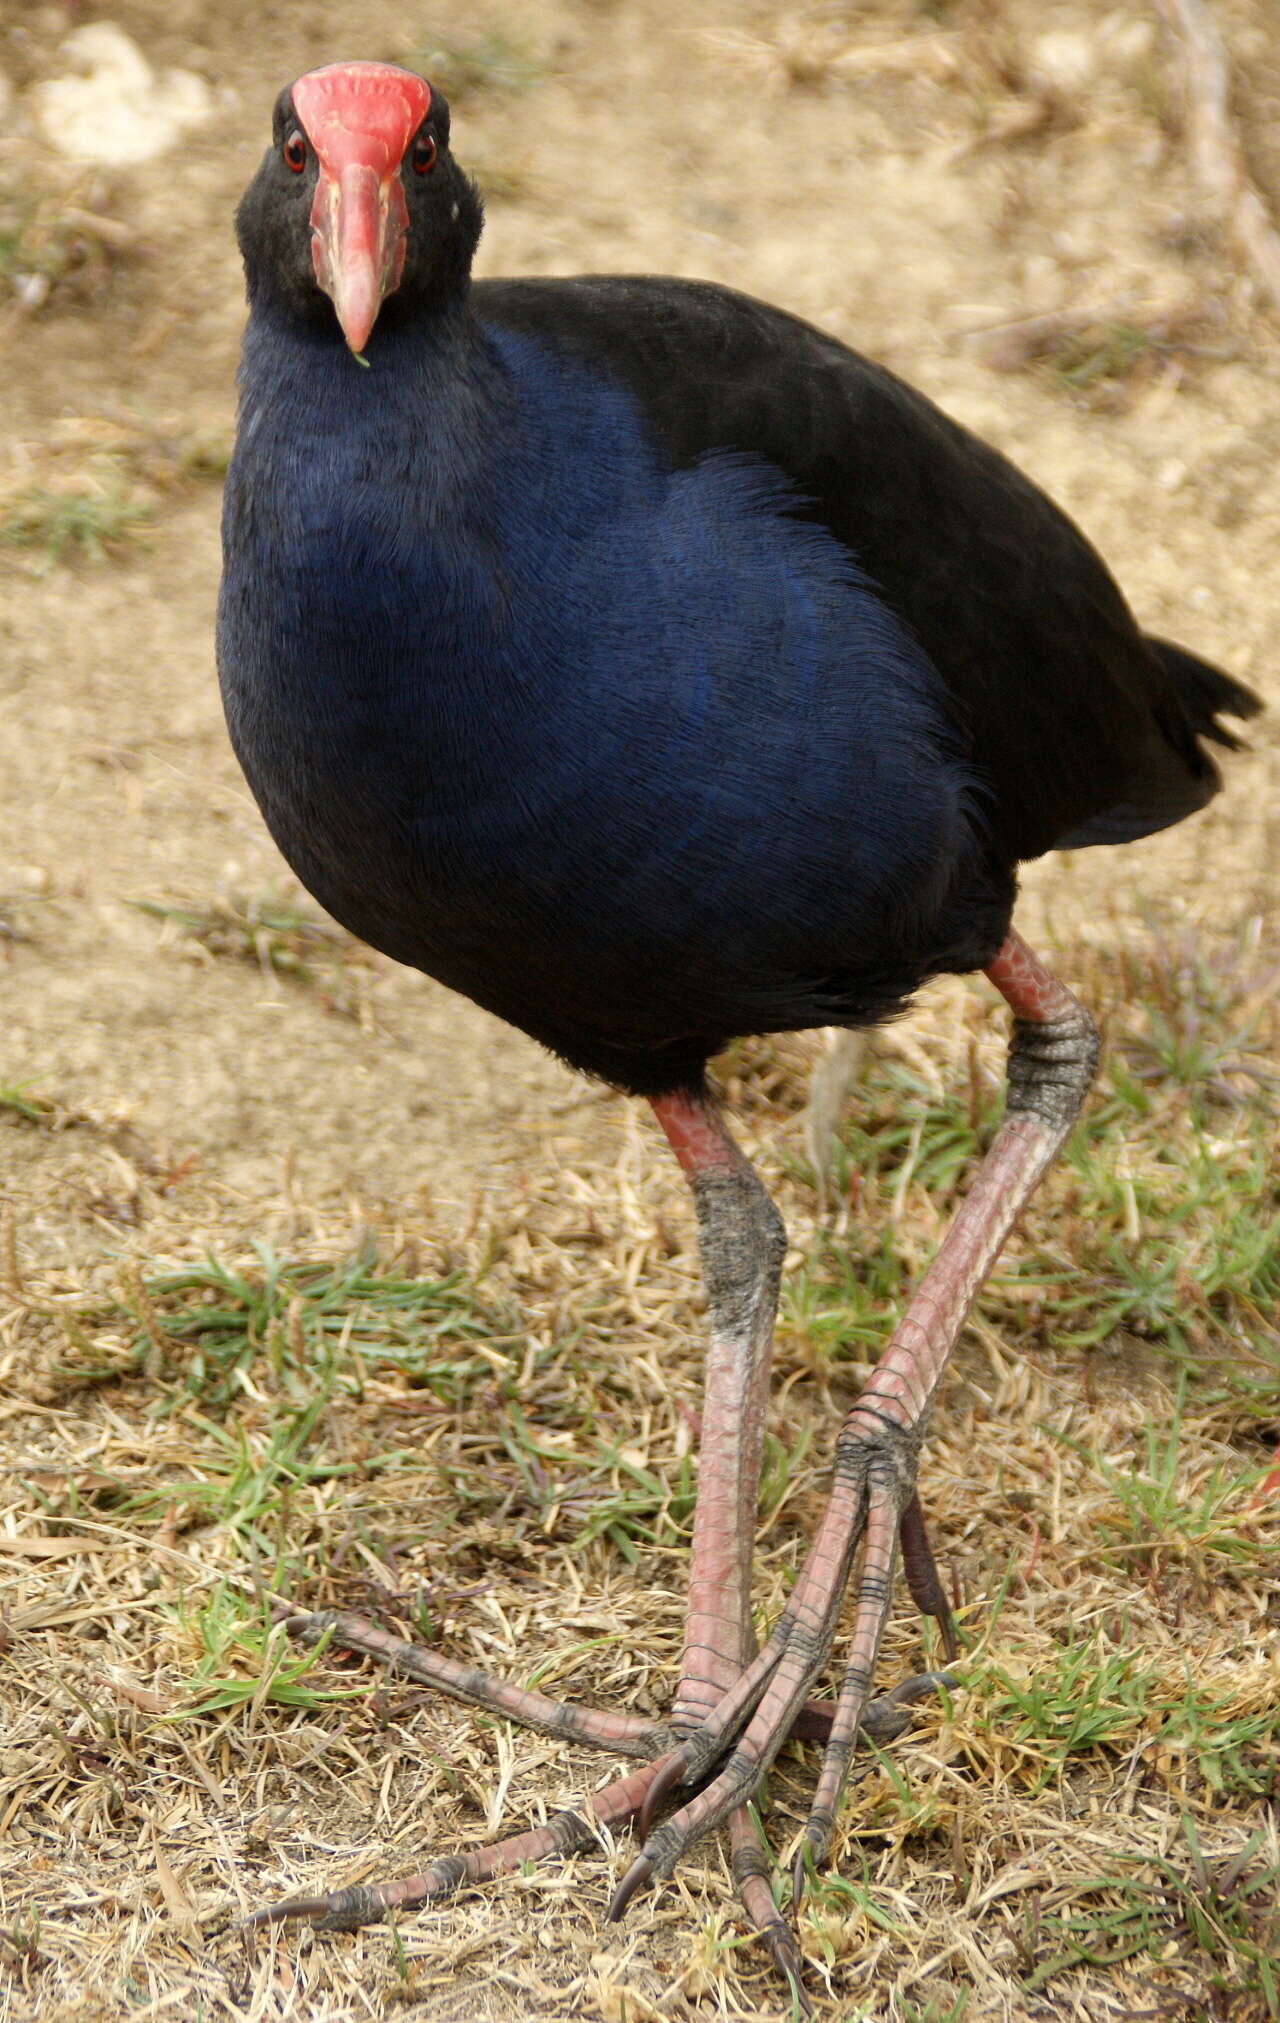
[239,1755,819,2007]
[247,1590,953,2009]
[611,1415,944,1920]
[263,1595,945,1763]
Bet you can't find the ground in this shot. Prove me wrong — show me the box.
[1,2,1278,2020]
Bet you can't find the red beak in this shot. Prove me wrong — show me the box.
[309,160,408,354]
[290,63,432,355]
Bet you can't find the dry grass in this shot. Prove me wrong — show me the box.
[0,412,230,570]
[0,143,136,320]
[2,913,1277,2023]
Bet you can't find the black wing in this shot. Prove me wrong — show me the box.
[475,274,1259,863]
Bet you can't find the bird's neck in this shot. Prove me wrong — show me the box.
[222,291,552,792]
[237,293,507,499]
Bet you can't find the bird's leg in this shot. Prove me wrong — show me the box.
[648,1089,786,1725]
[647,1097,952,1720]
[646,1089,807,1987]
[242,1088,947,1971]
[639,1089,955,2000]
[611,931,1099,1914]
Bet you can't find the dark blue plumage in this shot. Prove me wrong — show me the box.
[223,65,1263,1995]
[220,305,1009,1092]
[219,74,1257,1101]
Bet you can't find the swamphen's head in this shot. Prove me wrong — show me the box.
[235,62,483,353]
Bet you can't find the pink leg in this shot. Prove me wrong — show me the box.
[648,1100,955,1725]
[611,932,1098,1918]
[652,1091,812,2008]
[649,1091,784,1724]
[245,1090,947,2010]
[637,1088,955,2006]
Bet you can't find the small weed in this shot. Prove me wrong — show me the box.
[176,1587,364,1720]
[408,32,544,101]
[128,891,381,1022]
[900,1991,969,2023]
[1023,1821,1280,2013]
[0,1910,46,1977]
[982,1631,1159,1783]
[980,305,1228,408]
[0,160,133,314]
[1,414,233,573]
[0,1079,57,1127]
[113,1240,517,1419]
[0,472,153,566]
[1051,321,1162,390]
[483,1399,696,1560]
[1065,1388,1269,1584]
[803,1854,910,1938]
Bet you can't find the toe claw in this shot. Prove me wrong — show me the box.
[637,1751,688,1838]
[607,1854,653,1922]
[241,1894,334,1930]
[764,1921,814,2018]
[858,1667,958,1741]
[242,1882,385,1932]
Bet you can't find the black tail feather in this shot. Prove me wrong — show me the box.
[1146,635,1263,752]
[1054,636,1262,850]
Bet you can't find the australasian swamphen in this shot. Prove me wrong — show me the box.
[219,63,1261,2003]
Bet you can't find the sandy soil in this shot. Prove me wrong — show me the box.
[1,0,1278,2017]
[4,0,1278,1249]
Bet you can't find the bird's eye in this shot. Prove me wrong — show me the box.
[283,131,307,173]
[411,134,437,176]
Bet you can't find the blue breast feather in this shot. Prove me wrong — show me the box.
[218,317,996,1046]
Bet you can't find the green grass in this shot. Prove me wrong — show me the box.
[785,926,1280,1417]
[1062,1391,1268,1573]
[31,1237,704,1572]
[406,31,544,100]
[0,171,131,310]
[175,1589,364,1720]
[0,402,231,572]
[111,1241,520,1418]
[0,475,154,566]
[973,1630,1276,1802]
[0,1078,58,1126]
[128,891,382,1020]
[982,309,1227,408]
[9,916,1275,2018]
[1021,1819,1280,2013]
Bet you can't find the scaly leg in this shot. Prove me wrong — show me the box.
[650,1090,808,1993]
[648,1093,955,2001]
[610,932,1098,1926]
[245,1090,948,2005]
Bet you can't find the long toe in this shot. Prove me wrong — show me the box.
[244,1752,681,1933]
[729,1806,814,2017]
[271,1601,668,1757]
